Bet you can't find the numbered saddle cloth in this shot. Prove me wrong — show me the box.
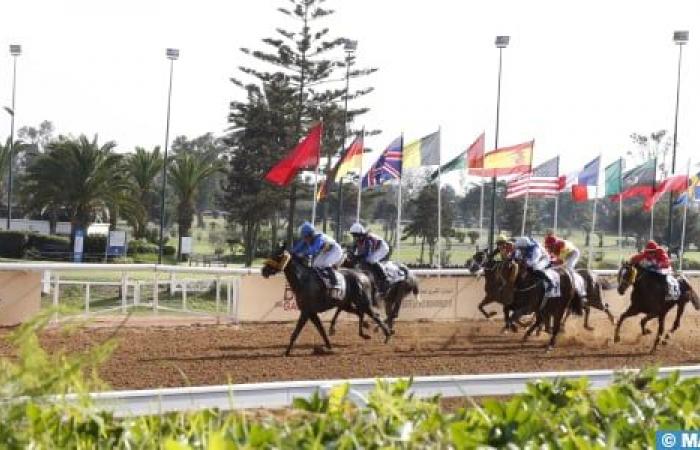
[543,269,561,298]
[381,261,407,284]
[666,275,680,301]
[317,269,346,301]
[570,270,587,298]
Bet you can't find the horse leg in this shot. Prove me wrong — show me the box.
[652,312,666,354]
[523,311,543,343]
[546,303,568,352]
[285,313,309,356]
[329,307,342,336]
[640,316,652,335]
[614,307,638,344]
[583,305,594,331]
[357,311,371,339]
[364,303,392,343]
[309,313,333,350]
[669,300,687,335]
[478,297,497,319]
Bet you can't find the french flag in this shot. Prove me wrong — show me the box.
[558,156,601,202]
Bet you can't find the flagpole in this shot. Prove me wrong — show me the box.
[521,191,529,235]
[617,158,624,260]
[396,133,404,262]
[679,158,691,271]
[553,195,559,234]
[335,179,344,240]
[355,128,364,223]
[437,127,442,268]
[311,162,320,225]
[479,182,485,247]
[650,205,654,241]
[587,184,599,270]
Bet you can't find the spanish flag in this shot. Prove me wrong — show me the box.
[317,134,363,201]
[474,140,534,177]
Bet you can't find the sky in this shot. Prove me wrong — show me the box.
[2,0,699,189]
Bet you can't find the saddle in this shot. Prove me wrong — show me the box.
[380,261,407,284]
[314,268,346,301]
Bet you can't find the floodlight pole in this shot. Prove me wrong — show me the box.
[335,40,357,241]
[667,31,688,250]
[158,48,179,264]
[488,36,509,251]
[6,45,21,230]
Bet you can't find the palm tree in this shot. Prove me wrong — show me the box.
[126,146,163,238]
[168,151,224,255]
[0,137,29,199]
[22,135,136,239]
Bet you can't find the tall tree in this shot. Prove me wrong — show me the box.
[232,0,377,245]
[168,152,224,256]
[21,135,133,239]
[628,130,671,178]
[403,183,454,265]
[126,146,163,239]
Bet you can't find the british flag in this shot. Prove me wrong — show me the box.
[361,136,403,190]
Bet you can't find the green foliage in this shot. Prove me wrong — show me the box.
[127,239,159,255]
[163,245,176,256]
[26,233,70,251]
[0,230,29,258]
[465,230,479,244]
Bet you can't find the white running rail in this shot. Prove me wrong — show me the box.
[78,365,700,416]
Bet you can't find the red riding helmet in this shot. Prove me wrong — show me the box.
[644,240,661,253]
[544,235,557,249]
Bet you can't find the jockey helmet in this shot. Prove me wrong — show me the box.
[544,234,557,248]
[496,233,509,244]
[514,237,531,248]
[299,222,316,238]
[349,222,367,236]
[644,240,661,253]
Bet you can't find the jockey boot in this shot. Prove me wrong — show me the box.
[370,263,388,294]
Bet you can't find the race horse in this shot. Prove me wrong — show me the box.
[614,262,700,352]
[468,250,520,330]
[331,251,420,334]
[261,245,391,356]
[576,269,615,330]
[515,262,583,352]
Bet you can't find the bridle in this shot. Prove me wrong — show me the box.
[263,252,291,272]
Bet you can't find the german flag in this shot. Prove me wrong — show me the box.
[317,134,364,201]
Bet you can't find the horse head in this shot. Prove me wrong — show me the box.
[468,251,487,274]
[617,262,637,295]
[261,244,291,279]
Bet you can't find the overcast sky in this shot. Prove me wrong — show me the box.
[2,0,699,187]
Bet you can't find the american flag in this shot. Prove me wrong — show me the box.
[361,136,403,190]
[506,156,560,199]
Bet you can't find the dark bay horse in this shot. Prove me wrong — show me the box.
[261,247,391,356]
[334,252,420,333]
[516,263,583,352]
[468,251,520,327]
[615,262,700,352]
[575,269,615,330]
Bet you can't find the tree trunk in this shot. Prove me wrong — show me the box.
[419,237,425,264]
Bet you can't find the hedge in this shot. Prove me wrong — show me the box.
[0,231,28,258]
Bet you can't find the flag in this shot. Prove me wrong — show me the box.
[611,159,656,201]
[643,174,689,211]
[678,172,700,205]
[428,133,484,181]
[264,123,322,187]
[475,140,534,177]
[317,134,363,201]
[403,131,440,169]
[605,159,624,196]
[361,136,403,190]
[569,156,601,202]
[506,156,559,199]
[467,132,486,175]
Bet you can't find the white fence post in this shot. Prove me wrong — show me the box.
[227,278,232,317]
[121,272,128,314]
[233,277,241,325]
[153,271,159,313]
[182,281,187,312]
[84,283,90,316]
[52,273,60,324]
[215,277,221,314]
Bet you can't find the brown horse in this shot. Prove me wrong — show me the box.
[468,251,520,328]
[518,263,583,352]
[333,252,420,334]
[614,262,700,352]
[261,246,391,356]
[575,269,616,329]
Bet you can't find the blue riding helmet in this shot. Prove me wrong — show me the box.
[299,221,316,238]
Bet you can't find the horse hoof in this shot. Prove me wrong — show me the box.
[362,322,370,329]
[361,334,371,340]
[545,346,553,353]
[614,335,621,344]
[486,312,497,319]
[584,326,594,331]
[329,328,336,336]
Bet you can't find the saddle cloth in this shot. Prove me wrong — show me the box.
[381,261,406,284]
[316,269,346,301]
[667,275,681,301]
[544,269,561,298]
[569,270,587,298]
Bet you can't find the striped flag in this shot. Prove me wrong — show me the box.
[361,136,403,190]
[506,156,559,199]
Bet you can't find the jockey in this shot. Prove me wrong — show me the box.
[629,240,678,301]
[349,222,390,292]
[489,233,514,261]
[292,221,343,284]
[512,236,552,289]
[544,234,580,270]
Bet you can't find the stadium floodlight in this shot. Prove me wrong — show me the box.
[673,31,689,45]
[9,44,21,56]
[495,36,510,48]
[344,39,358,52]
[166,48,180,60]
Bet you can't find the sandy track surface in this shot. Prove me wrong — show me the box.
[3,312,700,391]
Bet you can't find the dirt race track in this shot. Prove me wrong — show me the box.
[3,311,700,391]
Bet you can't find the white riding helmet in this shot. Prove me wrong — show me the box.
[349,222,366,235]
[514,237,531,248]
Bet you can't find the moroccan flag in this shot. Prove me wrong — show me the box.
[317,134,364,201]
[611,159,656,201]
[264,123,322,186]
[428,133,484,181]
[475,140,534,177]
[402,131,440,169]
[643,174,689,211]
[604,158,624,196]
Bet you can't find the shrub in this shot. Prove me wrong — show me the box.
[26,234,70,252]
[0,231,28,258]
[163,245,176,256]
[84,235,107,254]
[127,239,159,255]
[454,231,466,243]
[466,230,480,244]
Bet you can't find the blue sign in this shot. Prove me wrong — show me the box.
[657,430,700,449]
[106,230,127,257]
[73,229,84,263]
